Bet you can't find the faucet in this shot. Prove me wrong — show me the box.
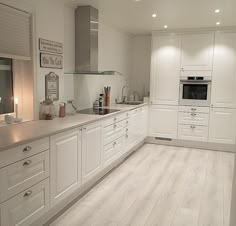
[122,85,128,103]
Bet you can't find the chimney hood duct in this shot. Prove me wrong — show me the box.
[73,5,123,76]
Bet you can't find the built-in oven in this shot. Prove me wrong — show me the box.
[179,76,212,106]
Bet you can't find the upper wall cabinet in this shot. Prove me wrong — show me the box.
[181,33,214,71]
[211,32,236,108]
[150,35,181,105]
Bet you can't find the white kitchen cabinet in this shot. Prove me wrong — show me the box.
[178,124,208,141]
[211,32,236,108]
[209,108,236,144]
[149,105,178,139]
[82,122,103,184]
[150,35,181,105]
[50,128,82,207]
[139,106,149,138]
[181,33,214,71]
[1,179,49,226]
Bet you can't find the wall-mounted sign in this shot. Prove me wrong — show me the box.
[45,72,59,101]
[39,38,63,54]
[40,53,63,69]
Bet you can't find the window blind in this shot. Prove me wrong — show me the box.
[0,3,31,60]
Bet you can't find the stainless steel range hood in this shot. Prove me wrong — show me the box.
[66,5,122,76]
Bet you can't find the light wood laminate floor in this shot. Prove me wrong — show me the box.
[50,144,235,226]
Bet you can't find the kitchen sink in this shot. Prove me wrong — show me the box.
[117,101,143,105]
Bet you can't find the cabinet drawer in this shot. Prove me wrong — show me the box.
[102,113,126,127]
[104,136,124,165]
[104,121,124,145]
[179,106,209,113]
[178,124,208,141]
[178,112,209,126]
[0,137,49,169]
[0,151,49,203]
[1,179,49,226]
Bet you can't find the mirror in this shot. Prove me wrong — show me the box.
[0,58,14,114]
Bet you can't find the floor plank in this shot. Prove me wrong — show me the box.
[49,144,235,226]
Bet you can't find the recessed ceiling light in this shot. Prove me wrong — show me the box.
[216,21,221,25]
[133,0,141,2]
[164,25,168,28]
[214,9,220,13]
[152,14,157,18]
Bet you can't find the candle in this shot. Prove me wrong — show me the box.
[15,97,18,119]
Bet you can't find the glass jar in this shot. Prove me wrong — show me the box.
[41,100,56,120]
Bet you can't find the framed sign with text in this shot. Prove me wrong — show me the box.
[40,53,63,69]
[39,38,63,54]
[45,72,59,101]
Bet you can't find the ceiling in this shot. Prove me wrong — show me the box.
[70,0,236,34]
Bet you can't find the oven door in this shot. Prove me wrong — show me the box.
[179,81,211,106]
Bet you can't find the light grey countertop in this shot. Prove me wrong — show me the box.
[0,103,148,152]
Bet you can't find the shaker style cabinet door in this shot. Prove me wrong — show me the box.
[50,128,82,207]
[149,105,178,139]
[181,33,214,71]
[82,122,103,184]
[211,32,236,108]
[150,35,181,105]
[209,108,236,144]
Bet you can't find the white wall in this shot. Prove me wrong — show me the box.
[129,35,151,100]
[73,23,132,109]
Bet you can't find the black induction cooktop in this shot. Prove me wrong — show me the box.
[77,108,120,115]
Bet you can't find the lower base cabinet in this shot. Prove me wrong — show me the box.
[209,108,236,144]
[149,105,178,139]
[50,129,82,207]
[1,179,49,226]
[82,122,103,184]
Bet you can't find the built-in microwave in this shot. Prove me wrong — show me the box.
[179,76,212,106]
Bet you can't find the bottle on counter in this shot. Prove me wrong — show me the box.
[59,102,66,117]
[99,94,104,108]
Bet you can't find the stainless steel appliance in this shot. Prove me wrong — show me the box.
[179,76,212,106]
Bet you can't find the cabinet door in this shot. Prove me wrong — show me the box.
[209,108,236,144]
[82,123,102,184]
[150,35,181,105]
[149,105,178,139]
[139,106,149,138]
[181,33,214,71]
[211,33,236,108]
[50,129,82,207]
[1,179,49,226]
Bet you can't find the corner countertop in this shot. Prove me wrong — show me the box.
[0,103,148,152]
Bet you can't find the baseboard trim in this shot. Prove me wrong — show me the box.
[145,136,235,153]
[34,139,145,226]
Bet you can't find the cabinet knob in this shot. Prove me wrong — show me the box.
[113,142,117,146]
[23,190,32,197]
[126,128,129,132]
[22,146,32,152]
[191,113,196,116]
[191,108,197,111]
[23,160,32,166]
[114,117,117,121]
[113,124,117,129]
[190,125,196,129]
[126,135,129,138]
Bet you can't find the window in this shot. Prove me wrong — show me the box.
[0,57,14,114]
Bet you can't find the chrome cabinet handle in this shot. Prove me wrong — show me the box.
[191,108,197,111]
[23,190,32,197]
[126,135,128,138]
[113,124,117,129]
[23,160,32,166]
[113,117,117,121]
[191,113,196,116]
[190,125,196,129]
[126,128,129,132]
[23,146,32,152]
[113,142,117,146]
